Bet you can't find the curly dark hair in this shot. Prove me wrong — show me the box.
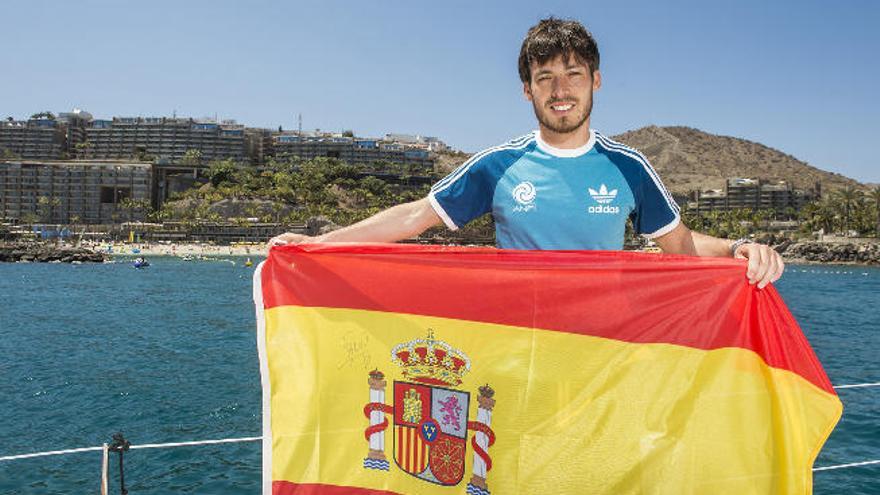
[518,18,600,83]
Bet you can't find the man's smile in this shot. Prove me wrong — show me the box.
[549,101,576,113]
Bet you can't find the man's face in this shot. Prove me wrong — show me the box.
[523,53,601,135]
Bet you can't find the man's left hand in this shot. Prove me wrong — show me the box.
[734,243,784,289]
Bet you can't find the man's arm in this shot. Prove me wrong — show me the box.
[654,222,784,289]
[268,197,442,246]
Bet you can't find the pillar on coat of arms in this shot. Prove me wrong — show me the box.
[364,369,390,470]
[468,384,496,495]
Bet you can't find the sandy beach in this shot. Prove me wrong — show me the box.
[86,241,268,257]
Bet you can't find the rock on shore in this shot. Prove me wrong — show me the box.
[0,243,108,263]
[777,241,880,265]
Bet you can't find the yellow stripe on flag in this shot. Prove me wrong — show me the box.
[264,306,840,494]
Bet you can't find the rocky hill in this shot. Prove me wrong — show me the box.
[611,126,862,195]
[437,126,863,196]
[434,150,470,176]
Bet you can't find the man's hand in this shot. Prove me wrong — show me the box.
[268,232,314,247]
[734,242,784,289]
[659,224,785,289]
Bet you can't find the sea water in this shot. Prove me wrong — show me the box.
[0,258,877,494]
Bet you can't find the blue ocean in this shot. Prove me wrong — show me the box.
[0,258,877,494]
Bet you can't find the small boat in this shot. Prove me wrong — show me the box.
[133,257,150,269]
[245,258,253,267]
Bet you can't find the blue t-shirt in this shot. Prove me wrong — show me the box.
[428,130,680,250]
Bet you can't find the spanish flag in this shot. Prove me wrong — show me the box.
[254,244,841,495]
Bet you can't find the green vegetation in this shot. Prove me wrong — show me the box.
[73,141,92,155]
[158,156,495,241]
[683,185,880,239]
[682,208,775,239]
[37,196,61,223]
[118,198,151,223]
[157,154,880,243]
[181,149,203,167]
[29,111,55,120]
[798,186,880,236]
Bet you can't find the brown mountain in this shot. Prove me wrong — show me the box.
[435,126,862,196]
[611,126,861,195]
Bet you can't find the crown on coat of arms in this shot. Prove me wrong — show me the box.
[390,329,471,387]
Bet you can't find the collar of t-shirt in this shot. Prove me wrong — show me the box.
[534,129,597,158]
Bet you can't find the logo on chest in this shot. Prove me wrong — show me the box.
[588,184,620,214]
[511,181,536,212]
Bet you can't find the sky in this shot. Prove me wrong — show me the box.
[2,1,878,182]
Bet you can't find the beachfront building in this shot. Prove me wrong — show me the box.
[245,128,274,166]
[57,109,94,155]
[0,114,67,160]
[384,133,449,152]
[0,160,153,224]
[75,117,248,164]
[271,132,435,173]
[688,178,816,217]
[5,110,448,172]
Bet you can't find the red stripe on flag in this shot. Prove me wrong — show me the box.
[263,244,834,394]
[274,481,401,495]
[406,427,412,472]
[396,426,403,468]
[413,428,419,473]
[408,427,416,473]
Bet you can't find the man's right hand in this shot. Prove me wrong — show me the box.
[268,232,314,247]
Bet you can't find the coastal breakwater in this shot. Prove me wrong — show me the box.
[777,241,880,265]
[0,243,107,263]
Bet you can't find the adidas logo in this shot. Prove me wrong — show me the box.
[588,184,620,214]
[588,184,617,204]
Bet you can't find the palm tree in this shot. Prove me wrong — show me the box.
[703,210,723,237]
[37,196,61,223]
[833,186,862,234]
[181,149,203,167]
[799,198,836,235]
[750,209,773,232]
[118,198,150,223]
[74,140,93,158]
[867,186,880,238]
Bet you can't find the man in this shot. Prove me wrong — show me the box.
[270,18,784,288]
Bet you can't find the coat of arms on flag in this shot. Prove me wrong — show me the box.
[363,330,496,494]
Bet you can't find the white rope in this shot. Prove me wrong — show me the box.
[834,382,880,389]
[129,436,261,450]
[814,459,880,471]
[0,436,262,462]
[0,445,104,462]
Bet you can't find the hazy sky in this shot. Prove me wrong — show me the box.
[2,1,877,182]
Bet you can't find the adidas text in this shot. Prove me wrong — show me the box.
[588,205,620,214]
